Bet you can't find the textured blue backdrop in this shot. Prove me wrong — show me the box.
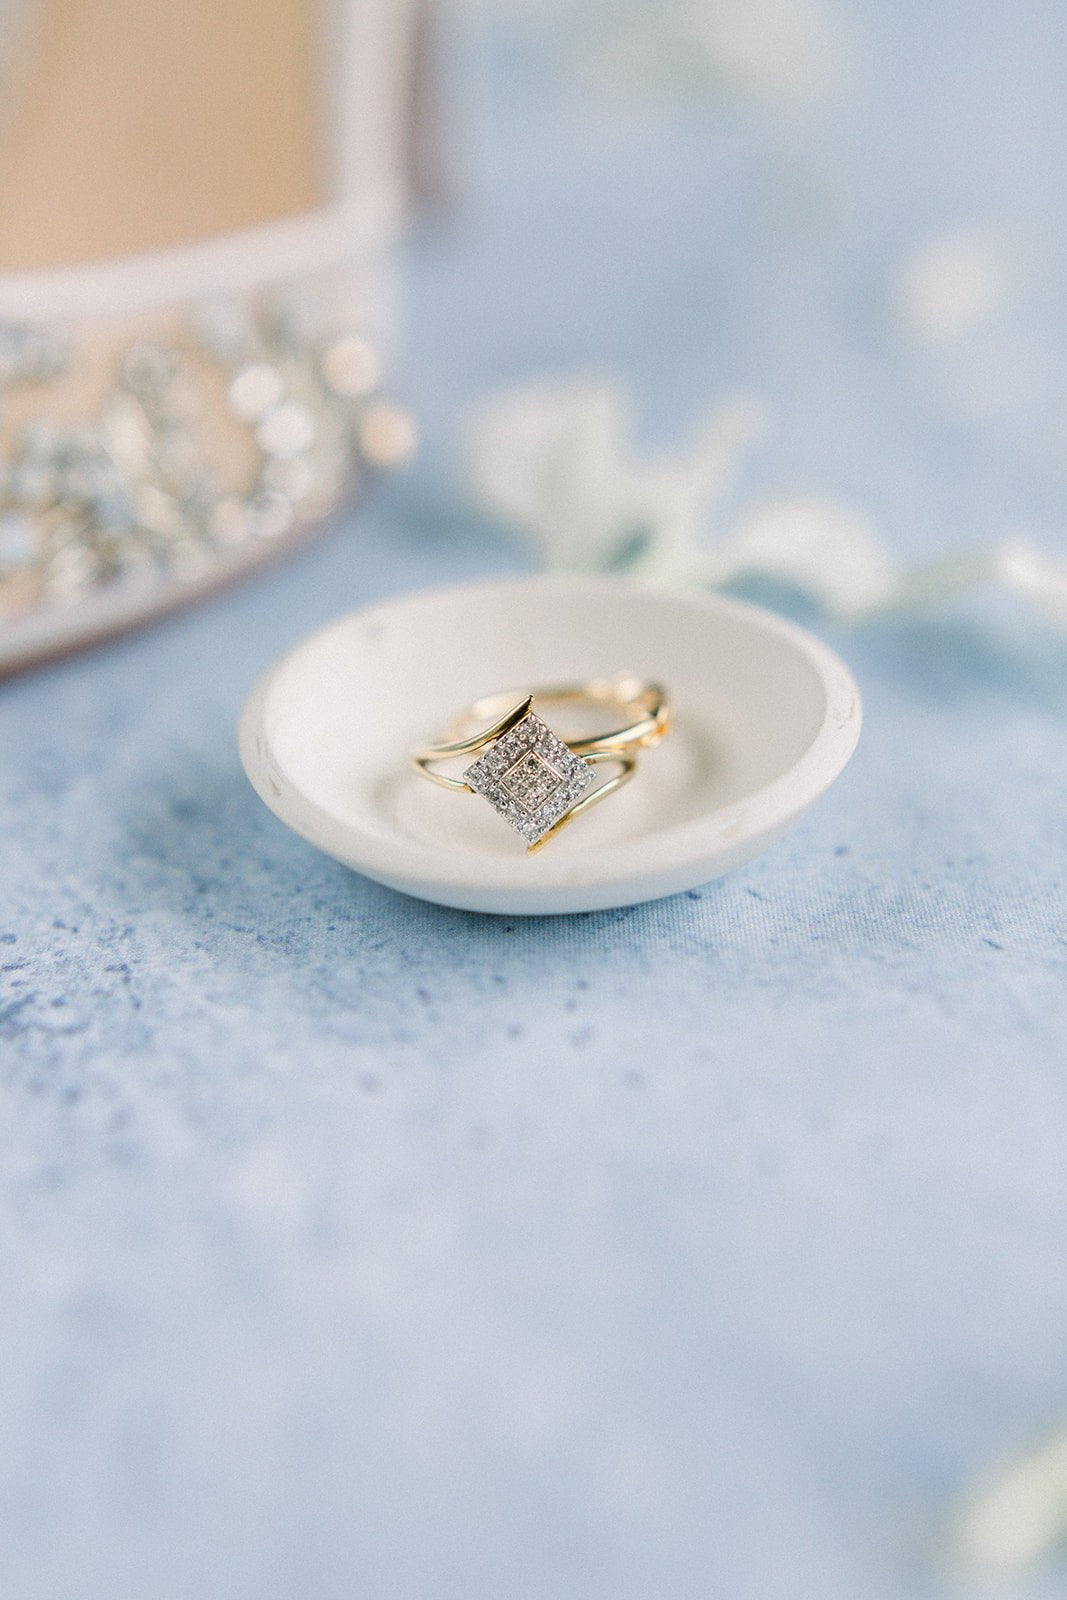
[2,4,1066,1596]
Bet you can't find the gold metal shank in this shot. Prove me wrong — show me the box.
[411,695,533,792]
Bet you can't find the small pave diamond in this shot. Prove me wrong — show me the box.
[465,711,594,846]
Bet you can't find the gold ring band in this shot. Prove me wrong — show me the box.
[411,674,670,852]
[460,675,670,756]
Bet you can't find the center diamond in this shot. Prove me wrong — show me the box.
[464,709,595,847]
[501,749,563,813]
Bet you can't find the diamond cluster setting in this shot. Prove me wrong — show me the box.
[464,711,594,847]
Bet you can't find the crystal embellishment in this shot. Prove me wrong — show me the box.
[464,711,595,846]
[0,301,415,625]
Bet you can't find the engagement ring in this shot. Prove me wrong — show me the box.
[412,675,669,851]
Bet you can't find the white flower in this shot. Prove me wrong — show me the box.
[467,374,1067,631]
[702,497,897,617]
[948,1422,1067,1582]
[891,226,1013,344]
[467,376,762,578]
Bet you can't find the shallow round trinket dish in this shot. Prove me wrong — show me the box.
[238,575,861,915]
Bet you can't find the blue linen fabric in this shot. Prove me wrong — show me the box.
[1,4,1066,1597]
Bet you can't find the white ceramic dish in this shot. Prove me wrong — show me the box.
[238,575,862,914]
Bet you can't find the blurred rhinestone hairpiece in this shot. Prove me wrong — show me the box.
[0,298,415,666]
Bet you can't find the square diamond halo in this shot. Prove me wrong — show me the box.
[464,710,595,846]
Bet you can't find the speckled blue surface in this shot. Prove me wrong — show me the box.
[2,6,1066,1597]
